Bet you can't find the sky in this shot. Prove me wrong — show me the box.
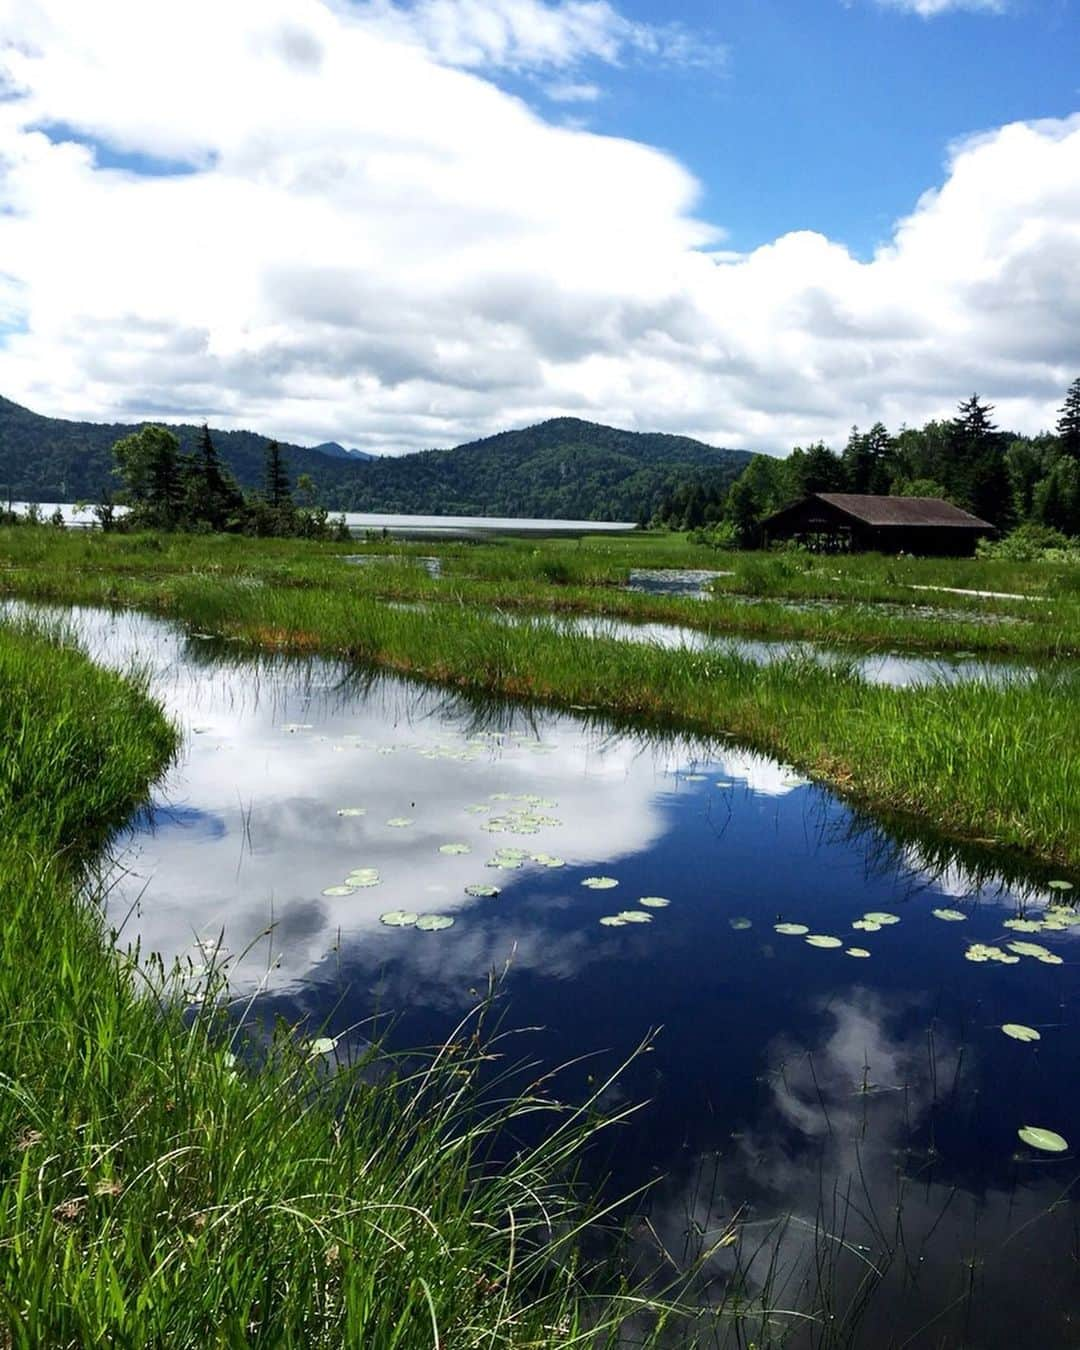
[0,0,1077,456]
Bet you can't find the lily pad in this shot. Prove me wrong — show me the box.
[386,817,414,828]
[729,918,752,931]
[684,774,708,782]
[336,807,366,817]
[806,935,843,949]
[639,897,671,909]
[346,874,381,888]
[931,909,967,922]
[322,885,357,897]
[380,911,417,927]
[582,877,618,890]
[774,923,809,936]
[1002,1023,1041,1042]
[846,948,871,958]
[487,857,523,870]
[863,912,900,926]
[465,884,500,898]
[599,916,627,927]
[1003,918,1044,932]
[307,1037,337,1058]
[1017,1126,1068,1153]
[616,910,653,924]
[415,914,455,932]
[1006,941,1052,958]
[852,920,882,932]
[1047,880,1074,891]
[965,943,1019,964]
[531,854,566,868]
[439,843,471,855]
[1037,952,1064,965]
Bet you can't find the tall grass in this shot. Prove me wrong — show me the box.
[0,618,743,1345]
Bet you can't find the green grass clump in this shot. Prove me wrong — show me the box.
[0,619,716,1346]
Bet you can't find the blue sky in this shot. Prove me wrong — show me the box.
[0,0,1077,453]
[514,0,1080,257]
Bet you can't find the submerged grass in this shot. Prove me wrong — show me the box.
[0,618,744,1345]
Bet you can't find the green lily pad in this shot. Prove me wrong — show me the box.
[1018,1126,1068,1152]
[322,885,357,897]
[415,914,455,932]
[729,917,752,930]
[336,807,366,817]
[616,911,653,924]
[1006,941,1052,958]
[806,935,843,949]
[465,804,490,814]
[1037,952,1064,965]
[852,920,882,932]
[582,877,618,890]
[1003,918,1044,932]
[1047,880,1074,891]
[1002,1023,1041,1042]
[487,857,523,870]
[774,923,809,936]
[684,774,708,782]
[439,843,471,855]
[863,912,900,926]
[965,943,1019,964]
[931,909,967,922]
[599,916,627,927]
[531,854,566,868]
[380,911,418,927]
[386,817,414,828]
[346,874,381,888]
[465,884,500,898]
[307,1037,337,1057]
[639,897,671,909]
[846,948,871,958]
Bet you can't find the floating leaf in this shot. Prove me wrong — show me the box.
[1018,1126,1068,1153]
[931,909,967,922]
[346,874,381,888]
[386,817,414,828]
[640,897,671,909]
[336,807,366,817]
[487,857,523,870]
[380,911,417,927]
[348,868,379,880]
[582,877,618,890]
[531,853,566,868]
[322,885,356,897]
[863,912,900,926]
[1003,918,1044,932]
[774,923,809,936]
[599,916,627,927]
[616,910,653,924]
[1038,953,1064,965]
[852,920,881,933]
[415,914,455,932]
[684,774,707,782]
[465,804,490,815]
[1047,880,1074,891]
[1002,1024,1041,1042]
[729,918,752,931]
[465,884,500,898]
[846,948,871,958]
[965,943,1018,964]
[307,1037,336,1057]
[439,843,471,855]
[806,935,842,949]
[1006,941,1052,958]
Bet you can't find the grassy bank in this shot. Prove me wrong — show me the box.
[0,619,716,1346]
[2,527,1078,657]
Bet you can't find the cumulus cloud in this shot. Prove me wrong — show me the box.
[0,0,1077,454]
[872,0,1004,15]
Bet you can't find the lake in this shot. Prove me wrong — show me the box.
[38,605,1080,1346]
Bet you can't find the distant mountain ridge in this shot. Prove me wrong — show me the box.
[0,397,752,520]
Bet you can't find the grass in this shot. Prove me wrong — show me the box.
[0,617,749,1346]
[2,526,1078,658]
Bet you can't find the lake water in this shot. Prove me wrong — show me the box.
[5,503,635,539]
[25,604,1080,1347]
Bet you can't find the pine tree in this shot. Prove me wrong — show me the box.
[1056,378,1080,460]
[264,441,292,508]
[192,424,244,530]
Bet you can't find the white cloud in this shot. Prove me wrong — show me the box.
[0,0,1077,455]
[872,0,1004,14]
[544,80,602,102]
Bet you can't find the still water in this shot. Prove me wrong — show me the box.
[45,606,1080,1346]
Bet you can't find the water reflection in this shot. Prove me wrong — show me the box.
[9,602,1080,1348]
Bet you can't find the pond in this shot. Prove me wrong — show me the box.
[43,606,1080,1347]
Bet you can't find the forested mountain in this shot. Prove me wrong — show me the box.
[335,419,751,519]
[0,397,369,504]
[0,399,751,519]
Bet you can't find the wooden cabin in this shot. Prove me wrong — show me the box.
[759,493,994,556]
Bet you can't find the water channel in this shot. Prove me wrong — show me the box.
[26,604,1080,1347]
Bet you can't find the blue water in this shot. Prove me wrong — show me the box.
[28,605,1080,1347]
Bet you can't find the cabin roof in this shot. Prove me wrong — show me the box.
[765,493,993,530]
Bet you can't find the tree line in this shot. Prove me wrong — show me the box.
[651,380,1080,545]
[102,424,350,538]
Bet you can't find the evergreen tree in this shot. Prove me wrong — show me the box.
[112,425,184,528]
[264,441,292,508]
[190,424,244,530]
[1056,377,1080,460]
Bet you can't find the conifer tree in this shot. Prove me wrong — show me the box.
[1056,377,1080,460]
[263,440,292,508]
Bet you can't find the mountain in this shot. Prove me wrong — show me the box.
[0,398,751,520]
